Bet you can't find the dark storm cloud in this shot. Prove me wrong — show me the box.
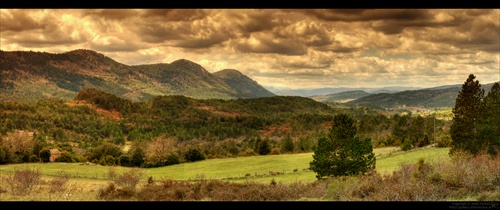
[89,40,140,52]
[135,23,191,43]
[315,45,362,53]
[234,37,308,55]
[280,60,332,69]
[140,9,208,22]
[81,9,139,20]
[0,9,44,32]
[226,9,284,36]
[133,10,231,48]
[1,10,89,47]
[302,9,431,22]
[1,9,498,89]
[173,34,229,49]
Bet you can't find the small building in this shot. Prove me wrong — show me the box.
[49,149,62,162]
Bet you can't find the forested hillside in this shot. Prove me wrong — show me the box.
[0,49,274,102]
[346,83,497,109]
[0,88,449,168]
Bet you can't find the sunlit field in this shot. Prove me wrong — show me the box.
[0,146,452,201]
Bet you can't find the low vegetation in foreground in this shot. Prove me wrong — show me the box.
[0,148,498,201]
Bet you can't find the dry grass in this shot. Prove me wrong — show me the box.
[0,150,498,201]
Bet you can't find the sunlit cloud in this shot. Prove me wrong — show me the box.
[1,8,498,89]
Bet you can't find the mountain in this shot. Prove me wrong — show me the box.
[131,59,238,99]
[268,86,422,97]
[309,90,371,103]
[0,49,273,102]
[346,82,498,109]
[213,69,275,98]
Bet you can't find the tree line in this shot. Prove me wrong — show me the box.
[1,86,450,168]
[309,74,499,179]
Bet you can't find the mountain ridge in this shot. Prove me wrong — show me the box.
[0,49,274,102]
[213,69,275,98]
[345,82,497,109]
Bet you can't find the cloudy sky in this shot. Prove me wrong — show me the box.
[1,9,499,89]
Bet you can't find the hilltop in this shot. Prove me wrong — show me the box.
[345,83,497,109]
[0,49,275,102]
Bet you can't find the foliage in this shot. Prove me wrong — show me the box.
[401,138,412,151]
[184,147,206,162]
[478,82,500,155]
[257,137,271,155]
[39,148,51,163]
[280,135,295,153]
[309,114,376,179]
[450,74,485,155]
[87,143,122,163]
[55,150,80,163]
[450,75,499,156]
[2,167,42,195]
[128,145,146,167]
[0,87,448,167]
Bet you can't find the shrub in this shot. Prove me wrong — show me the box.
[2,167,42,195]
[114,168,144,193]
[48,174,70,193]
[401,138,412,151]
[184,147,205,162]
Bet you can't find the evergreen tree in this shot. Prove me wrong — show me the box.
[478,82,500,155]
[257,137,271,155]
[450,74,485,155]
[280,135,295,153]
[309,114,375,179]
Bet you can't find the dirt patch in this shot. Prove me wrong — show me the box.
[66,100,120,120]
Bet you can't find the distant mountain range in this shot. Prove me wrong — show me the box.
[1,49,497,109]
[265,86,423,97]
[309,90,371,103]
[268,81,498,109]
[0,49,275,102]
[343,83,497,109]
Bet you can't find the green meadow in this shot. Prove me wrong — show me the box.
[0,146,451,184]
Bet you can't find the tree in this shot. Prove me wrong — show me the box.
[280,135,295,153]
[144,136,177,165]
[184,147,205,162]
[87,143,122,163]
[257,136,271,155]
[478,82,500,155]
[129,145,145,167]
[309,114,376,179]
[450,74,485,155]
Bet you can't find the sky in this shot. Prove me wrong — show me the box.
[1,9,499,89]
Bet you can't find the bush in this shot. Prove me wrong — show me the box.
[184,147,205,162]
[29,155,39,163]
[56,151,80,163]
[118,155,131,167]
[114,168,144,193]
[257,138,271,155]
[2,167,42,195]
[166,154,180,165]
[270,148,280,155]
[401,138,412,151]
[48,174,70,193]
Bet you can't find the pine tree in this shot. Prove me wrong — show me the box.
[450,74,485,155]
[309,114,375,179]
[478,82,500,155]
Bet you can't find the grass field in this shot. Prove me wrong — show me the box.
[0,146,451,185]
[0,146,452,201]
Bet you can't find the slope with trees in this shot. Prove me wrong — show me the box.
[450,74,499,156]
[309,114,376,179]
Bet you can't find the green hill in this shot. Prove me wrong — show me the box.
[213,69,276,98]
[346,83,498,109]
[309,90,371,103]
[0,49,274,102]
